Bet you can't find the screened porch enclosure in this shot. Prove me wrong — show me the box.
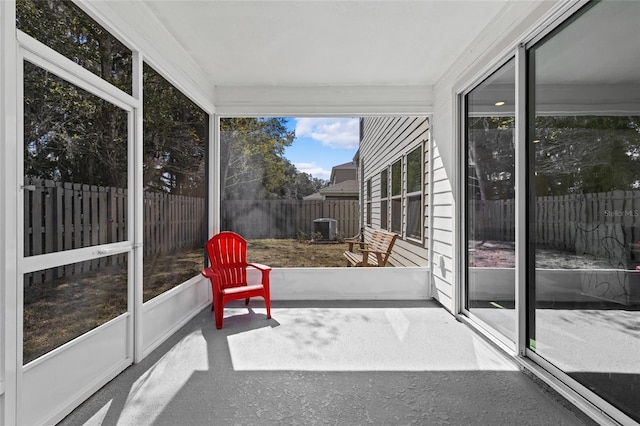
[2,0,639,425]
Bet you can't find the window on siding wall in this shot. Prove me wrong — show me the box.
[391,159,402,234]
[366,178,372,226]
[380,169,388,230]
[406,146,423,240]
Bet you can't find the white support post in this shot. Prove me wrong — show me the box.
[1,1,20,424]
[132,51,144,364]
[211,114,220,237]
[454,93,465,317]
[427,116,435,299]
[515,44,528,357]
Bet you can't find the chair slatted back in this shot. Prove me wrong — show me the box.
[206,232,248,289]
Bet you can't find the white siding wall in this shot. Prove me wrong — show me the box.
[360,116,429,267]
[430,0,561,313]
[429,143,454,310]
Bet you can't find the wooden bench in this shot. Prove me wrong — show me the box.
[343,229,398,267]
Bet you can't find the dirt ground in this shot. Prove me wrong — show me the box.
[23,239,348,363]
[468,240,618,269]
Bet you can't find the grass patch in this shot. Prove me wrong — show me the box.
[247,239,347,267]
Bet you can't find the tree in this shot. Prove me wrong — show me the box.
[282,164,327,199]
[23,62,129,187]
[220,118,295,200]
[533,116,640,195]
[467,116,515,201]
[17,0,132,92]
[142,63,207,196]
[19,0,132,188]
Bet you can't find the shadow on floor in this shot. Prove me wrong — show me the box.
[59,300,595,426]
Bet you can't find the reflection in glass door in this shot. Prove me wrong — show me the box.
[465,58,516,344]
[528,1,640,422]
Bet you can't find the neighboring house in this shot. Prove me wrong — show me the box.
[303,161,359,200]
[357,117,429,267]
[329,161,357,185]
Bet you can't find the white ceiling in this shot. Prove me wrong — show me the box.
[93,0,511,88]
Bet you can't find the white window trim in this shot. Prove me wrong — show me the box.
[366,178,372,227]
[405,144,424,243]
[390,158,403,235]
[379,168,389,230]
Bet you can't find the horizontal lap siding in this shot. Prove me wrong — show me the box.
[429,0,556,314]
[360,117,429,267]
[430,144,453,309]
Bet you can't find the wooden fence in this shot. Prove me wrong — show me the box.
[24,178,206,284]
[472,190,640,267]
[221,199,360,239]
[24,178,360,283]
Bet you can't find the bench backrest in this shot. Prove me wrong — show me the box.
[369,230,398,264]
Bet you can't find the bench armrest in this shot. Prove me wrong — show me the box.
[359,248,391,266]
[346,240,368,251]
[359,248,390,255]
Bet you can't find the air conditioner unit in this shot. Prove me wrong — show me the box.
[313,218,337,241]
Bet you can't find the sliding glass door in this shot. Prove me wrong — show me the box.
[527,1,640,422]
[464,3,640,421]
[464,59,516,345]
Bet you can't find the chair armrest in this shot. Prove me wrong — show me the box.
[202,267,218,278]
[247,262,271,272]
[247,263,271,287]
[202,267,222,292]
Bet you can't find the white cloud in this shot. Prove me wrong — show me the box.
[295,162,331,180]
[295,118,359,150]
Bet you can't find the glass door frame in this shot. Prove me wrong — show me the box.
[458,49,525,355]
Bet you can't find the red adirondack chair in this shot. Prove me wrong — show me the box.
[202,231,272,329]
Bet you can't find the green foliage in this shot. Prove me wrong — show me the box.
[17,0,132,93]
[533,116,640,195]
[19,0,136,188]
[469,115,640,200]
[19,1,207,194]
[467,116,515,201]
[23,62,128,187]
[18,2,327,200]
[220,117,294,200]
[220,118,327,200]
[296,230,308,242]
[142,64,207,196]
[284,164,327,200]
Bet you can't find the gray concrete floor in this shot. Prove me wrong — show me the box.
[59,300,595,426]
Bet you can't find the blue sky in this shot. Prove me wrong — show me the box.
[283,117,359,181]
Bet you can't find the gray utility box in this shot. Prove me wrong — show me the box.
[313,218,337,241]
